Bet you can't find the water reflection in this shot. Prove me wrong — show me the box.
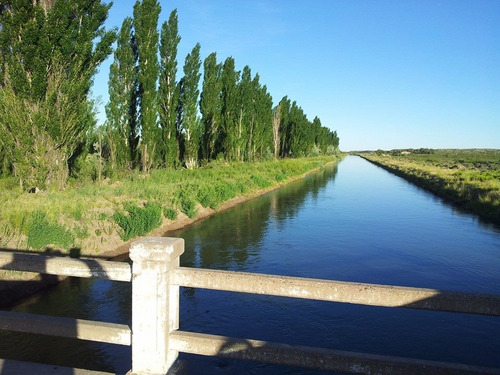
[272,166,338,226]
[169,163,339,271]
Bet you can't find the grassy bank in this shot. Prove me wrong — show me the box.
[359,149,500,225]
[0,155,343,257]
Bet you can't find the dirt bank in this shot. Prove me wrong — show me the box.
[96,166,325,259]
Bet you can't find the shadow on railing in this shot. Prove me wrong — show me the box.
[169,266,500,375]
[0,247,130,375]
[0,246,129,306]
[0,247,71,308]
[1,237,500,375]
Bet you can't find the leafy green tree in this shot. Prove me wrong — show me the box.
[235,65,252,160]
[106,17,139,171]
[253,83,273,159]
[200,52,222,161]
[312,117,338,154]
[328,130,340,153]
[278,96,292,158]
[0,143,6,175]
[289,102,314,157]
[0,0,115,189]
[244,72,263,161]
[311,116,322,154]
[159,9,181,168]
[133,0,161,171]
[220,57,240,160]
[179,43,202,168]
[272,101,282,159]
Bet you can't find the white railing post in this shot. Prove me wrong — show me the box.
[129,237,184,374]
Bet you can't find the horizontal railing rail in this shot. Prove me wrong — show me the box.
[0,251,131,282]
[168,267,500,374]
[0,311,131,345]
[1,237,500,375]
[170,267,500,316]
[169,330,500,375]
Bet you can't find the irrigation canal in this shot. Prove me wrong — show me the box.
[1,156,500,374]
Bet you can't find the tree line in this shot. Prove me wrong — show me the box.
[0,0,339,191]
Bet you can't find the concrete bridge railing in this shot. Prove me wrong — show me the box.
[1,237,500,374]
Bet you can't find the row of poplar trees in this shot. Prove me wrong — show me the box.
[107,0,339,172]
[0,0,339,191]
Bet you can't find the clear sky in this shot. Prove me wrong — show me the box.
[92,0,500,151]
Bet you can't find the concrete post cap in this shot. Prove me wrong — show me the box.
[129,237,185,262]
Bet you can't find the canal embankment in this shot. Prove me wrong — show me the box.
[358,149,500,225]
[0,155,344,306]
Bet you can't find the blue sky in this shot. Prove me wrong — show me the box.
[92,0,500,151]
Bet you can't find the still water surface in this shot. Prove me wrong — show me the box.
[2,156,500,374]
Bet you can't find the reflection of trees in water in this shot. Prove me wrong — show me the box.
[177,195,272,270]
[176,163,339,271]
[270,164,338,228]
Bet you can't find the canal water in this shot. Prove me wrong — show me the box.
[1,156,500,374]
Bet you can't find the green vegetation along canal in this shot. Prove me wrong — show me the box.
[2,156,500,374]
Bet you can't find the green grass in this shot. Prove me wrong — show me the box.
[0,155,343,254]
[113,202,163,241]
[26,211,74,250]
[360,149,500,225]
[163,207,178,221]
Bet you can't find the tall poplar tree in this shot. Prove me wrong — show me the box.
[159,9,181,168]
[106,17,139,170]
[0,0,115,189]
[200,52,222,161]
[278,96,292,158]
[272,102,282,160]
[133,0,160,171]
[289,102,314,156]
[236,65,252,161]
[179,43,202,168]
[220,57,239,160]
[311,116,322,153]
[244,70,259,161]
[254,83,273,159]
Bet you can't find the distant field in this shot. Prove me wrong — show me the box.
[359,149,500,225]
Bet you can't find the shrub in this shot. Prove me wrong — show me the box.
[72,204,84,220]
[181,198,197,218]
[197,183,236,209]
[176,188,198,219]
[27,211,74,250]
[214,183,236,204]
[178,193,197,218]
[163,207,178,220]
[325,145,338,155]
[113,202,162,241]
[72,153,101,182]
[309,144,322,157]
[197,185,215,208]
